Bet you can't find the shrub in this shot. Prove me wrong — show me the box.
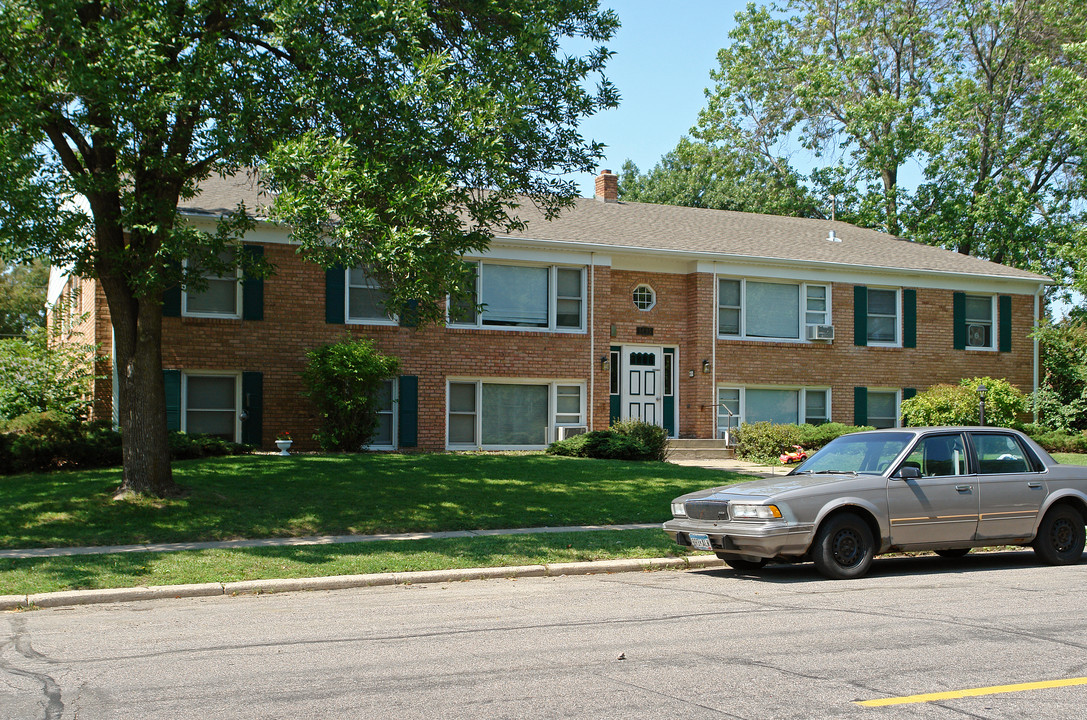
[301,337,400,451]
[0,412,250,474]
[1018,425,1087,454]
[546,430,648,460]
[734,422,873,464]
[609,419,669,461]
[900,376,1028,427]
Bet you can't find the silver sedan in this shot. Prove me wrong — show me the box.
[663,427,1087,579]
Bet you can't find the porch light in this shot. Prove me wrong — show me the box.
[702,359,711,374]
[600,355,610,370]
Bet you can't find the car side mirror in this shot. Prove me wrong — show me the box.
[894,465,922,480]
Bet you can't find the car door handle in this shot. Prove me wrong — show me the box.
[955,485,972,492]
[1027,481,1043,489]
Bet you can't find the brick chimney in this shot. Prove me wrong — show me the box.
[595,168,618,203]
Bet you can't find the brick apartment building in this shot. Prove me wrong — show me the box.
[48,170,1049,451]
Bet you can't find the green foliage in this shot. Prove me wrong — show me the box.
[1031,319,1087,431]
[733,422,874,464]
[546,431,646,460]
[617,138,821,217]
[301,338,400,452]
[0,328,96,421]
[0,412,250,474]
[900,377,1028,427]
[608,419,670,461]
[1018,425,1087,454]
[546,421,669,461]
[0,259,48,337]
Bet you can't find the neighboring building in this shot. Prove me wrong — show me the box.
[48,170,1050,451]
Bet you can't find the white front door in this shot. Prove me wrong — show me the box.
[621,346,663,426]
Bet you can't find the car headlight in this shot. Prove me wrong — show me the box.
[671,502,686,517]
[730,504,782,520]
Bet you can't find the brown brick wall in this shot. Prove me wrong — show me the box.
[76,245,1040,450]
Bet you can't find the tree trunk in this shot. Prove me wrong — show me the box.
[104,280,177,498]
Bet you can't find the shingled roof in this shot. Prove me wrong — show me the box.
[179,174,1048,284]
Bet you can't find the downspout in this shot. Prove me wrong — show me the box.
[711,264,718,438]
[1034,284,1042,423]
[589,254,595,430]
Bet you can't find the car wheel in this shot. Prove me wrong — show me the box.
[1032,504,1086,565]
[811,513,875,580]
[716,553,768,571]
[935,548,970,559]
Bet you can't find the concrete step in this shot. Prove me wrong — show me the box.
[666,439,735,460]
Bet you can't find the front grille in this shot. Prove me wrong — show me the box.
[685,500,729,521]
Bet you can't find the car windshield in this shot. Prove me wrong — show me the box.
[792,432,914,475]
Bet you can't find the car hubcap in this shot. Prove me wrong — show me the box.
[832,528,864,567]
[1050,518,1075,552]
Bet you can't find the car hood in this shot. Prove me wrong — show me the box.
[677,473,872,502]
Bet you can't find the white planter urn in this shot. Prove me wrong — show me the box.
[275,439,293,456]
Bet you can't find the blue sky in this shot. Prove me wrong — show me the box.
[569,1,745,198]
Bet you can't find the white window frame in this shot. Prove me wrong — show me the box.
[182,258,242,319]
[181,371,242,442]
[964,294,996,351]
[365,378,398,449]
[716,385,832,434]
[447,261,586,333]
[345,268,398,326]
[717,277,831,342]
[446,379,586,450]
[866,389,901,428]
[865,287,901,347]
[632,284,656,311]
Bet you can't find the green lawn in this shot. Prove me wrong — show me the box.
[0,528,705,595]
[1,453,742,549]
[1052,453,1087,465]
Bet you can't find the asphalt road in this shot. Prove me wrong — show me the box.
[3,550,1086,719]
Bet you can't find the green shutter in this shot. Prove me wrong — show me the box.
[903,388,917,402]
[241,372,263,446]
[325,267,345,324]
[163,260,182,317]
[998,295,1012,352]
[903,289,917,348]
[663,348,675,437]
[853,286,868,346]
[241,245,264,321]
[398,375,418,448]
[399,299,419,328]
[953,292,966,350]
[163,369,181,431]
[609,345,621,425]
[854,386,868,426]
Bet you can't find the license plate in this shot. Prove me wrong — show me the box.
[689,533,711,551]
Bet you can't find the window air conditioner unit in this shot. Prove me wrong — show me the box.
[806,324,835,341]
[967,324,988,347]
[556,426,588,441]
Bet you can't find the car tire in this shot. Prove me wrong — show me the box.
[935,548,970,559]
[716,553,768,571]
[1032,504,1086,565]
[811,513,875,580]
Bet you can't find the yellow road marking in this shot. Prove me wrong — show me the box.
[856,677,1087,707]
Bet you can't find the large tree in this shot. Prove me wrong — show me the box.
[617,137,823,217]
[691,0,1087,295]
[0,0,617,497]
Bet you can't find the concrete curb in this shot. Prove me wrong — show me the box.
[2,555,724,611]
